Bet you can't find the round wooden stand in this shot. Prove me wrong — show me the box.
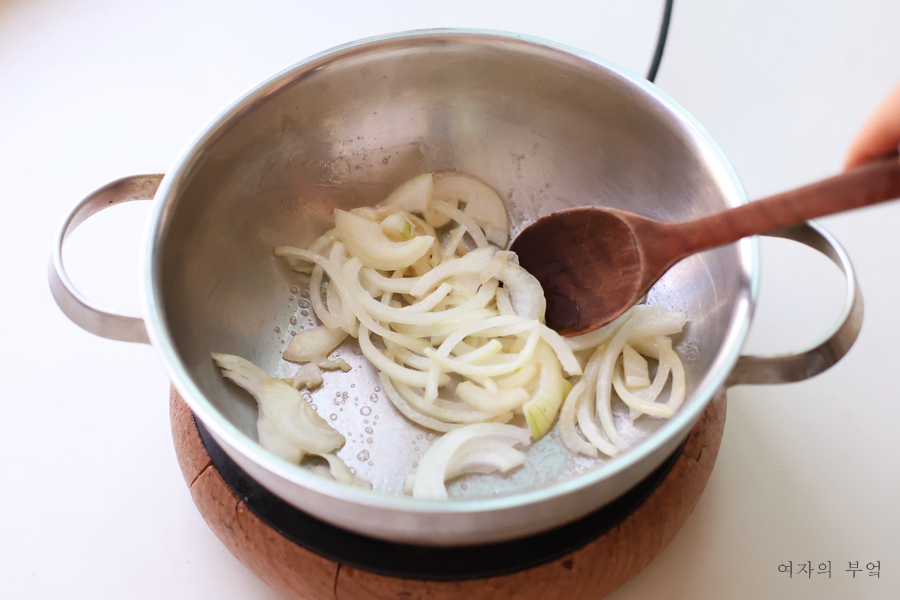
[170,387,726,599]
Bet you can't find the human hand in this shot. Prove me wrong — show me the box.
[845,81,900,169]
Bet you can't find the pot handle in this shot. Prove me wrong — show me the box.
[726,221,863,386]
[48,174,164,344]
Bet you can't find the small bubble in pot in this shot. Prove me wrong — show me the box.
[289,316,298,325]
[300,310,309,317]
[300,289,310,298]
[290,285,300,293]
[357,450,370,461]
[461,482,469,490]
[368,460,374,465]
[329,414,337,421]
[288,295,295,301]
[369,393,378,402]
[374,386,381,392]
[360,406,371,416]
[365,426,373,434]
[416,434,423,440]
[298,298,310,308]
[274,326,281,333]
[350,384,355,388]
[310,404,317,410]
[290,330,297,336]
[367,438,373,444]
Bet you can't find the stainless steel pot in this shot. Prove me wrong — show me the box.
[49,30,863,546]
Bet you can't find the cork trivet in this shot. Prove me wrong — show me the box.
[170,387,725,599]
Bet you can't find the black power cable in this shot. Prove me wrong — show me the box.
[646,0,674,83]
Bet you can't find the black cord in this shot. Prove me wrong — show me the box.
[646,0,674,83]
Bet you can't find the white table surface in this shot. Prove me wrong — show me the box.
[3,1,898,598]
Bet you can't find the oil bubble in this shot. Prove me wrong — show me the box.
[365,426,373,434]
[290,285,300,294]
[289,316,298,325]
[329,414,337,421]
[300,310,309,317]
[357,450,370,461]
[274,326,281,333]
[360,406,372,416]
[298,298,310,308]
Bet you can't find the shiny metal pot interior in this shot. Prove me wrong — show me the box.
[50,30,862,545]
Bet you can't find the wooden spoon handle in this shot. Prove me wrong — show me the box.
[667,156,900,257]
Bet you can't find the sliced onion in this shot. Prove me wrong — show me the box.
[292,363,324,391]
[433,172,509,247]
[564,306,643,352]
[393,380,503,424]
[428,200,489,248]
[318,453,361,486]
[382,173,433,213]
[412,423,531,500]
[495,363,539,391]
[334,209,434,270]
[358,324,448,387]
[495,287,516,316]
[613,364,675,419]
[283,326,348,363]
[495,262,546,322]
[455,382,530,415]
[408,247,494,297]
[441,226,467,261]
[622,344,651,389]
[379,374,460,433]
[445,439,525,479]
[557,380,599,457]
[361,268,419,294]
[257,413,305,463]
[212,353,345,455]
[522,342,571,440]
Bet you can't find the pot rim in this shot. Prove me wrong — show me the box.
[141,28,757,516]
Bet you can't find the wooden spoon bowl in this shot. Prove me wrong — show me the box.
[511,157,900,336]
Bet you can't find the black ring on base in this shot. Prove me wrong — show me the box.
[195,416,683,581]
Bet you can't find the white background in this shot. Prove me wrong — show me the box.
[2,0,899,598]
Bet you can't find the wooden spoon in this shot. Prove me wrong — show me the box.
[509,157,900,337]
